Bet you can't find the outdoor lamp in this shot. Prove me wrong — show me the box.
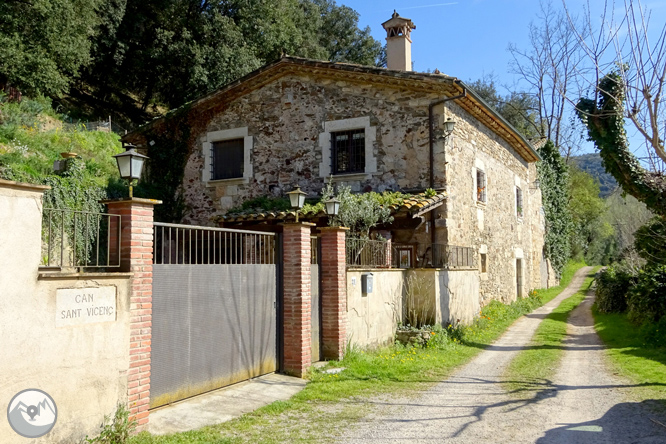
[443,118,456,136]
[324,197,340,219]
[287,185,307,222]
[531,179,541,191]
[113,143,148,198]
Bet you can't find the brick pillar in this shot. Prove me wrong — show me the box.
[281,222,313,377]
[104,197,161,431]
[320,227,348,360]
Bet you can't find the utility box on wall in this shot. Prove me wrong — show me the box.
[361,273,373,295]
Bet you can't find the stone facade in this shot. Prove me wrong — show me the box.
[129,59,547,305]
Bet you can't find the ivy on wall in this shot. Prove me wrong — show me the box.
[537,140,572,277]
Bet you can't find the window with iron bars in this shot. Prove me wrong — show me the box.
[332,129,365,174]
[476,168,487,203]
[516,186,524,217]
[211,138,244,180]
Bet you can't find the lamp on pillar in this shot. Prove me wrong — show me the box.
[113,143,148,198]
[287,185,307,223]
[324,197,340,225]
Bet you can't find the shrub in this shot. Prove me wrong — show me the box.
[595,264,636,313]
[627,265,666,324]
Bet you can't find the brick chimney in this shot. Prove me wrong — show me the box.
[382,10,416,72]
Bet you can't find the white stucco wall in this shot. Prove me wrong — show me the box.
[346,269,405,348]
[0,180,133,443]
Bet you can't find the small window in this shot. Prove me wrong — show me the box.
[211,138,244,180]
[480,253,487,273]
[516,186,524,217]
[476,169,487,203]
[332,129,365,174]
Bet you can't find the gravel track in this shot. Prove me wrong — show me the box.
[341,267,666,443]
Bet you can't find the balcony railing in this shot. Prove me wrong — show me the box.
[41,208,121,269]
[346,237,476,270]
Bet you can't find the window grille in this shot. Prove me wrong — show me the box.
[476,169,487,202]
[332,129,365,174]
[516,186,524,217]
[211,138,244,180]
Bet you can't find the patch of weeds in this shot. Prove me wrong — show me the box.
[85,404,137,444]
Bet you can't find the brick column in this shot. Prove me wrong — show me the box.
[104,197,161,431]
[320,227,348,360]
[281,222,313,377]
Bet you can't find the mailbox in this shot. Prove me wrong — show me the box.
[361,273,373,295]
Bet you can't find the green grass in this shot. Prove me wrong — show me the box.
[129,262,589,444]
[0,95,122,186]
[593,309,666,403]
[504,268,598,397]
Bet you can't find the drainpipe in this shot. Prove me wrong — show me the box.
[428,83,467,258]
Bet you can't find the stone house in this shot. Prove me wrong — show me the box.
[125,12,553,304]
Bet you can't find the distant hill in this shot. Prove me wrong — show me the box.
[571,153,618,198]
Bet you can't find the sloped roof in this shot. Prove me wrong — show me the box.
[125,56,540,163]
[216,191,446,224]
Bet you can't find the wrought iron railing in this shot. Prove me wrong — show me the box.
[153,222,276,265]
[345,237,476,270]
[41,208,121,269]
[431,244,476,269]
[346,236,395,269]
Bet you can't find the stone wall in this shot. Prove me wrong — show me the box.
[180,74,442,224]
[175,72,545,303]
[441,101,545,303]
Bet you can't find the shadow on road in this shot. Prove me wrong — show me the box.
[536,401,666,443]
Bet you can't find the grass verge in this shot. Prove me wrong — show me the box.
[130,262,588,444]
[504,268,598,397]
[593,309,666,404]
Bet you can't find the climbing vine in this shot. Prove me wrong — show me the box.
[537,140,571,277]
[576,71,666,217]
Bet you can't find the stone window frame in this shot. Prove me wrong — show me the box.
[319,116,377,181]
[202,127,253,186]
[514,175,524,221]
[473,159,487,205]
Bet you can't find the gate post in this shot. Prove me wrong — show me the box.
[104,197,161,431]
[281,222,314,377]
[320,227,349,360]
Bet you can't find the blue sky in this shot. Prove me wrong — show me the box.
[343,0,547,82]
[341,1,666,158]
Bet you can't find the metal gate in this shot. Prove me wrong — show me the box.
[150,223,278,408]
[310,236,321,362]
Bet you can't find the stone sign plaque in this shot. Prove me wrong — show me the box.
[56,287,116,327]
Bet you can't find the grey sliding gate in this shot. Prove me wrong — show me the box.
[150,223,278,408]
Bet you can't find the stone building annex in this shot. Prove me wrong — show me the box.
[125,11,555,307]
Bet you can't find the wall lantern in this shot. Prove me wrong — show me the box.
[530,179,541,191]
[324,197,340,220]
[113,143,148,198]
[287,185,307,222]
[442,118,456,137]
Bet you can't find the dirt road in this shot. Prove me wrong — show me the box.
[342,267,666,443]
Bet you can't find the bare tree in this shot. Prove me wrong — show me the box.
[509,1,588,160]
[567,0,666,215]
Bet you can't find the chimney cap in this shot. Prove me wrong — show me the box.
[382,11,416,30]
